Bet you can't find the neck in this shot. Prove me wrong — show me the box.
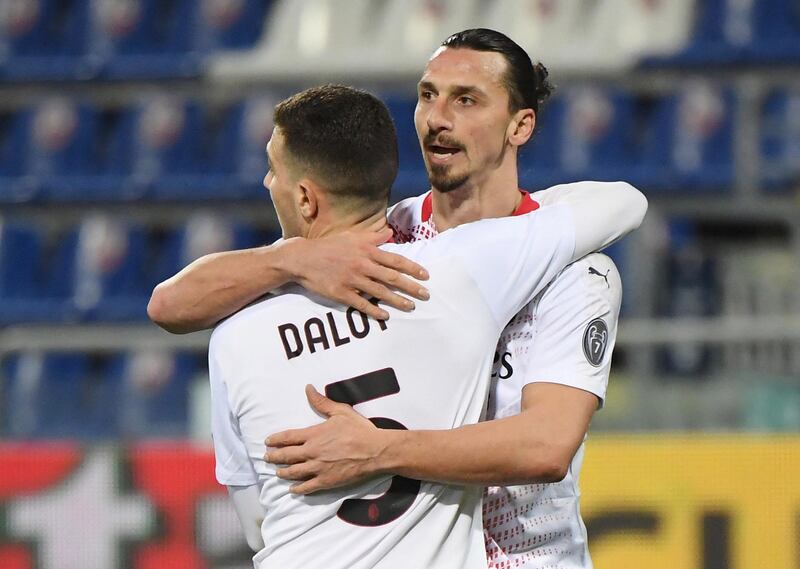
[306,208,389,239]
[430,157,521,231]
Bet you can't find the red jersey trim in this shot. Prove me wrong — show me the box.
[420,189,539,222]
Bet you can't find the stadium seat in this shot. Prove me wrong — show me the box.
[760,90,800,191]
[235,95,280,194]
[371,0,484,75]
[0,108,39,202]
[210,0,376,79]
[645,0,752,66]
[68,216,149,321]
[749,0,800,61]
[4,352,122,439]
[0,220,55,323]
[150,215,262,286]
[194,0,271,52]
[640,83,735,191]
[90,0,201,79]
[116,350,197,437]
[27,99,141,201]
[383,95,429,200]
[2,0,96,80]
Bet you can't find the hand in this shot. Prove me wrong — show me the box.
[265,385,388,494]
[285,228,430,320]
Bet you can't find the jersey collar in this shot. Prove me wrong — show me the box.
[420,189,539,222]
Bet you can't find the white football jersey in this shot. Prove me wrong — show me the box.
[388,191,622,569]
[209,204,580,569]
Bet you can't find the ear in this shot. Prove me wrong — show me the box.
[297,178,320,223]
[507,108,536,147]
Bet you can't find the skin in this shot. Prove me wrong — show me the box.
[263,47,600,493]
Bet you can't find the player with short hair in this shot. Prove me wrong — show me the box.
[151,29,639,569]
[210,84,644,569]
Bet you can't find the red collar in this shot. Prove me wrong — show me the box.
[421,189,539,222]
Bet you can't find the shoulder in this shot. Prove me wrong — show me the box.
[210,286,308,348]
[538,253,622,310]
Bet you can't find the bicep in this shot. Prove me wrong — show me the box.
[519,382,598,460]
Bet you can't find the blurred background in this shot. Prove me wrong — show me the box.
[0,0,799,568]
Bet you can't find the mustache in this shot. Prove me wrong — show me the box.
[423,133,464,151]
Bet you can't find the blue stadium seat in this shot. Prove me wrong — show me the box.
[64,217,149,321]
[2,0,95,80]
[116,351,197,437]
[760,90,800,191]
[150,216,263,286]
[644,0,746,66]
[383,95,428,200]
[0,221,57,323]
[657,220,718,376]
[749,0,800,61]
[27,99,141,201]
[0,109,39,202]
[91,0,201,78]
[640,84,735,191]
[521,89,639,189]
[194,0,271,52]
[4,352,122,439]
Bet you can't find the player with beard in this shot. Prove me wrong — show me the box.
[150,29,635,569]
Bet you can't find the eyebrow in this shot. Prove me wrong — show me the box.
[418,81,487,100]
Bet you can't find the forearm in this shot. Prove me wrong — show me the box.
[378,413,569,486]
[534,181,648,259]
[148,239,298,334]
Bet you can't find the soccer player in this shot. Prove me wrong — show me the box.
[208,84,644,568]
[149,29,636,569]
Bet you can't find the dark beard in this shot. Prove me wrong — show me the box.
[428,164,470,193]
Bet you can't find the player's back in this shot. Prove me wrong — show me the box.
[210,250,507,569]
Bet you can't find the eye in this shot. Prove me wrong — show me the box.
[419,90,434,101]
[457,95,475,106]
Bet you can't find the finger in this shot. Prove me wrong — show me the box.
[276,462,318,481]
[373,249,429,281]
[265,445,307,465]
[339,290,390,320]
[365,265,429,302]
[266,426,315,448]
[289,478,327,495]
[366,227,394,246]
[306,384,351,417]
[352,277,415,312]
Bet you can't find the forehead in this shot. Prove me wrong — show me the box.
[266,127,284,161]
[421,47,508,91]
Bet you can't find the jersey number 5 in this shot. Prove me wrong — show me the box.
[325,368,421,527]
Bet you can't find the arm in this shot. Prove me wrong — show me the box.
[265,254,621,491]
[227,484,266,552]
[265,383,595,489]
[533,181,648,260]
[148,228,430,334]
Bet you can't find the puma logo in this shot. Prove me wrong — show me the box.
[588,266,610,288]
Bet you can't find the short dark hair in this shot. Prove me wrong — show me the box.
[273,84,398,209]
[441,28,554,115]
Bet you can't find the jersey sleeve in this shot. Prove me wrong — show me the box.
[208,337,259,486]
[438,203,577,327]
[523,253,622,406]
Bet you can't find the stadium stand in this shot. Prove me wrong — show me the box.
[0,0,798,442]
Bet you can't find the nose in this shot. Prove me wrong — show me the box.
[263,172,270,191]
[426,98,453,134]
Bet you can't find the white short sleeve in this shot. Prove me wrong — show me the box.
[523,253,622,405]
[209,345,259,486]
